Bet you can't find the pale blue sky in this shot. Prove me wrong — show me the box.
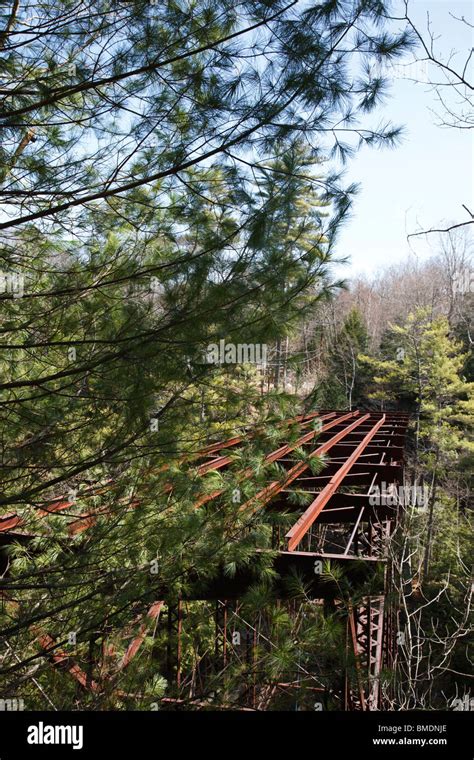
[334,0,473,278]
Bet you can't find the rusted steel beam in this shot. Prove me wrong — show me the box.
[119,601,164,671]
[286,415,386,551]
[240,412,365,515]
[347,597,386,711]
[177,600,182,690]
[371,597,385,710]
[0,514,22,533]
[321,443,405,459]
[306,505,394,524]
[195,410,327,462]
[37,633,100,692]
[343,507,365,555]
[294,463,403,481]
[215,600,228,669]
[197,413,335,475]
[347,606,367,711]
[195,412,360,509]
[273,549,384,563]
[0,411,330,537]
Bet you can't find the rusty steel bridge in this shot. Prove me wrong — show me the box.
[1,409,411,710]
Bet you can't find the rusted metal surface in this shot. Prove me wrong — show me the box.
[119,601,164,671]
[1,408,410,710]
[286,415,387,550]
[0,409,330,535]
[346,597,386,711]
[37,633,100,693]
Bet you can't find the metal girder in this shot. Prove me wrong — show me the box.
[286,415,386,551]
[1,408,411,711]
[346,597,386,711]
[37,633,100,693]
[240,411,366,514]
[119,601,164,671]
[197,413,336,475]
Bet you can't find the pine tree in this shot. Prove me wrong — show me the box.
[359,308,473,707]
[0,0,415,708]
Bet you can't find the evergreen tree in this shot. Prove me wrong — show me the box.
[0,0,415,708]
[360,308,473,707]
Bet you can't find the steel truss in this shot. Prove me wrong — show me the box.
[0,409,410,710]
